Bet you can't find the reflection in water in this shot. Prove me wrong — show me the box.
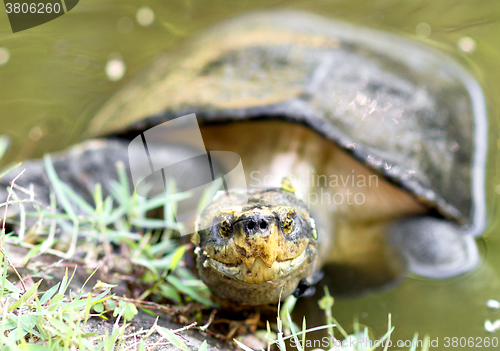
[0,0,499,346]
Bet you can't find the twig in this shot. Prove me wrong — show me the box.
[111,296,186,315]
[0,169,27,292]
[170,321,197,334]
[226,323,240,341]
[0,198,40,208]
[200,309,217,331]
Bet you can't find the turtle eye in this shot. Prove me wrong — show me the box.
[219,218,233,238]
[281,210,295,235]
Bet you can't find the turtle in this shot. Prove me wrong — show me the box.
[0,10,487,306]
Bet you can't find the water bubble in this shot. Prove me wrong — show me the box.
[448,141,459,152]
[457,36,476,54]
[136,6,155,27]
[487,299,500,310]
[0,47,10,66]
[29,126,43,141]
[485,319,500,333]
[367,155,382,166]
[117,17,134,34]
[425,189,436,201]
[402,170,415,179]
[416,22,431,38]
[382,102,392,111]
[105,54,126,82]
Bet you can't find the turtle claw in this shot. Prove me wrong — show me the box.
[293,279,316,299]
[292,270,324,299]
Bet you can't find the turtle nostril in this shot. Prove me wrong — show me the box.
[259,220,268,230]
[247,220,256,231]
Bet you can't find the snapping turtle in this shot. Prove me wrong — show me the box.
[2,10,487,305]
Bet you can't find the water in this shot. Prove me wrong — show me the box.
[1,0,499,349]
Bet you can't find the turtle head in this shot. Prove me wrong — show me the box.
[195,188,318,305]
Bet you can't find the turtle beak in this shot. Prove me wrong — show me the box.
[232,215,280,268]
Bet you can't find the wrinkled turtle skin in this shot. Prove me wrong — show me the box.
[1,11,487,305]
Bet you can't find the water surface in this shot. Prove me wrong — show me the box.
[1,0,499,349]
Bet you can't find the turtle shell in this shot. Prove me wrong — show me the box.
[87,10,487,233]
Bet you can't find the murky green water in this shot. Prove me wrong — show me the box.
[1,0,499,349]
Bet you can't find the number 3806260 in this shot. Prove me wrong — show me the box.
[5,2,62,14]
[444,337,499,347]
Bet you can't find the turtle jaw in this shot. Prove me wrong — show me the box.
[205,244,311,284]
[208,216,311,282]
[196,220,318,305]
[197,244,317,306]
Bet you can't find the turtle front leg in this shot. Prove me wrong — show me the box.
[0,139,134,217]
[0,138,215,221]
[389,216,480,278]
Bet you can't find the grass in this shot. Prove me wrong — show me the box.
[0,141,429,350]
[233,287,429,351]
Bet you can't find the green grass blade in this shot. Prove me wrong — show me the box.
[131,218,179,229]
[421,335,430,351]
[169,245,186,271]
[39,283,61,305]
[59,181,94,215]
[1,277,21,295]
[234,338,256,351]
[8,280,42,312]
[44,154,77,220]
[198,340,208,351]
[0,162,21,179]
[166,275,213,307]
[276,331,286,351]
[287,311,302,351]
[156,326,190,351]
[382,313,392,351]
[409,333,419,351]
[0,135,10,161]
